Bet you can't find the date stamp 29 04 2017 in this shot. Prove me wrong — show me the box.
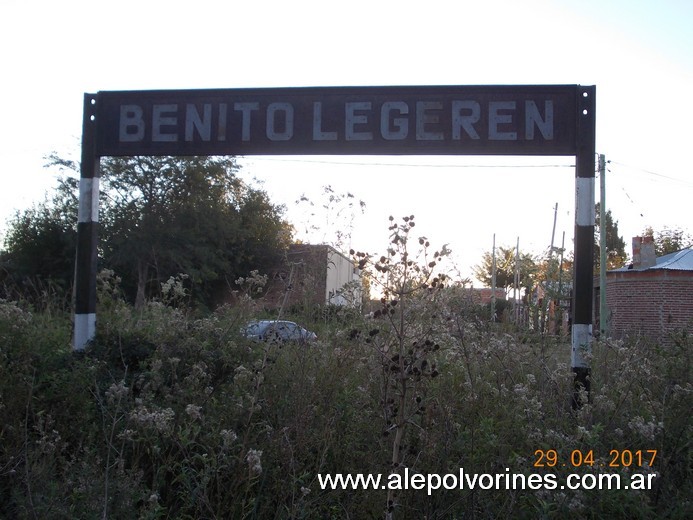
[533,449,657,468]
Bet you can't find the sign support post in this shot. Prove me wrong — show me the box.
[73,85,597,409]
[571,86,596,407]
[73,94,100,351]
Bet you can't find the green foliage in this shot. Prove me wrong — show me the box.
[643,226,692,256]
[1,156,292,310]
[595,203,627,270]
[99,156,291,308]
[0,288,691,518]
[473,245,538,293]
[0,219,691,519]
[0,178,78,305]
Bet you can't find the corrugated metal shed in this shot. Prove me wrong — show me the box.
[654,247,693,270]
[614,247,693,272]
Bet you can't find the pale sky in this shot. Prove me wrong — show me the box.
[1,0,691,282]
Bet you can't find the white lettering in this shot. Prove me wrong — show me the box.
[218,103,227,141]
[185,103,211,142]
[451,101,480,140]
[234,102,259,141]
[410,473,425,490]
[381,101,409,140]
[345,102,373,141]
[152,104,178,142]
[266,102,294,141]
[489,101,517,140]
[416,101,444,141]
[388,473,403,489]
[525,100,553,140]
[119,104,145,142]
[117,95,561,149]
[477,474,494,490]
[313,102,337,140]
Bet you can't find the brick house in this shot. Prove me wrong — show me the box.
[265,244,362,309]
[597,236,693,343]
[465,287,508,306]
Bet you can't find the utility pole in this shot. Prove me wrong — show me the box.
[558,231,566,335]
[598,154,609,336]
[514,237,520,324]
[491,233,497,322]
[541,203,558,334]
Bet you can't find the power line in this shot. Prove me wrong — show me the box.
[609,160,693,187]
[242,157,575,168]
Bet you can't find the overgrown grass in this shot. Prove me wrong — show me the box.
[0,286,690,518]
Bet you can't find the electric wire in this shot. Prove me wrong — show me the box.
[241,156,575,168]
[609,160,693,187]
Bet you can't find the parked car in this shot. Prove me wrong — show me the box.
[241,320,317,344]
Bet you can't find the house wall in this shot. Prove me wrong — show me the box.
[267,244,361,308]
[288,245,328,307]
[325,249,361,306]
[606,270,693,343]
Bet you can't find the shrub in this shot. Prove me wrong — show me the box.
[0,247,690,518]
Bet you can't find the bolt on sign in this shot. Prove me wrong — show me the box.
[94,85,579,156]
[78,84,595,407]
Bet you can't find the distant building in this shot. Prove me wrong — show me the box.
[265,244,362,308]
[437,285,509,321]
[596,236,693,344]
[463,287,507,306]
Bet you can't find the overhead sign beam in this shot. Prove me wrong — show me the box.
[94,85,578,156]
[76,84,595,407]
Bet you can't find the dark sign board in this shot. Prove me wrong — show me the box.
[94,85,580,156]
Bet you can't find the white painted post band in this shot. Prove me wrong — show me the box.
[73,94,100,351]
[575,177,595,227]
[74,313,97,350]
[571,323,592,368]
[78,177,100,223]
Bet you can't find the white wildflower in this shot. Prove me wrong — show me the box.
[105,381,129,405]
[246,448,263,476]
[185,404,202,421]
[118,429,136,442]
[130,405,175,434]
[628,416,663,441]
[220,429,238,449]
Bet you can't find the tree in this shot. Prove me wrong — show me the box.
[643,226,692,256]
[0,177,78,303]
[99,156,292,307]
[594,203,627,270]
[472,246,538,294]
[1,156,292,309]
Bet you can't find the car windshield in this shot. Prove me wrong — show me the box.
[244,322,261,334]
[243,320,315,343]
